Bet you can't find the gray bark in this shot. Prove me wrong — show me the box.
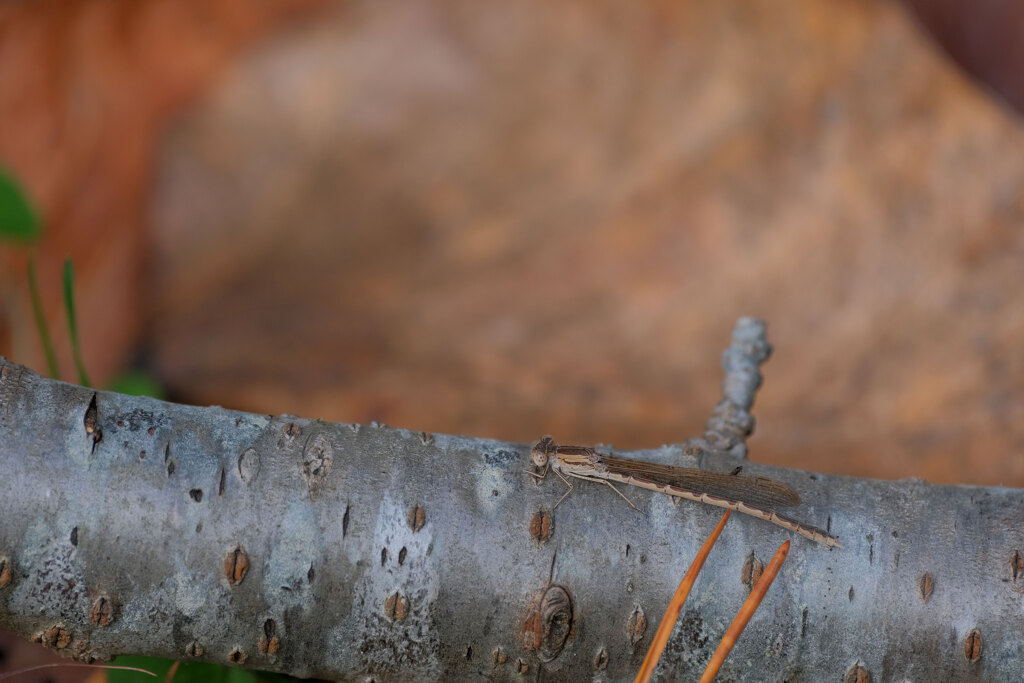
[0,319,1021,682]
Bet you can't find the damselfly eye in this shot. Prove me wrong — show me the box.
[531,436,554,467]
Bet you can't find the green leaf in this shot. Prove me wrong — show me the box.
[63,258,92,388]
[108,657,259,683]
[0,167,41,242]
[108,370,166,399]
[107,656,295,683]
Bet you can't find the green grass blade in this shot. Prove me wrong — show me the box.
[0,167,41,242]
[63,258,92,388]
[27,254,60,379]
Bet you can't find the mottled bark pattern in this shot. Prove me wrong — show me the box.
[1,350,1021,680]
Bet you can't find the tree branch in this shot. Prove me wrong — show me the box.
[0,320,1019,681]
[682,316,771,460]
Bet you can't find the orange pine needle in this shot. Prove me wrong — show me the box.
[698,539,791,683]
[164,660,181,683]
[635,510,731,683]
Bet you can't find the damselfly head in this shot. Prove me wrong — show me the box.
[531,436,555,467]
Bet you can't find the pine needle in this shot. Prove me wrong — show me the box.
[699,539,790,682]
[0,663,156,680]
[635,510,731,683]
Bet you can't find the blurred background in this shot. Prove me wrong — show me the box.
[3,0,1024,679]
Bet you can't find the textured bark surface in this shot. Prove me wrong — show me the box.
[2,323,1022,681]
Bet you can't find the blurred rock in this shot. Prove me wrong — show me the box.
[150,0,1024,486]
[904,0,1024,115]
[0,0,322,383]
